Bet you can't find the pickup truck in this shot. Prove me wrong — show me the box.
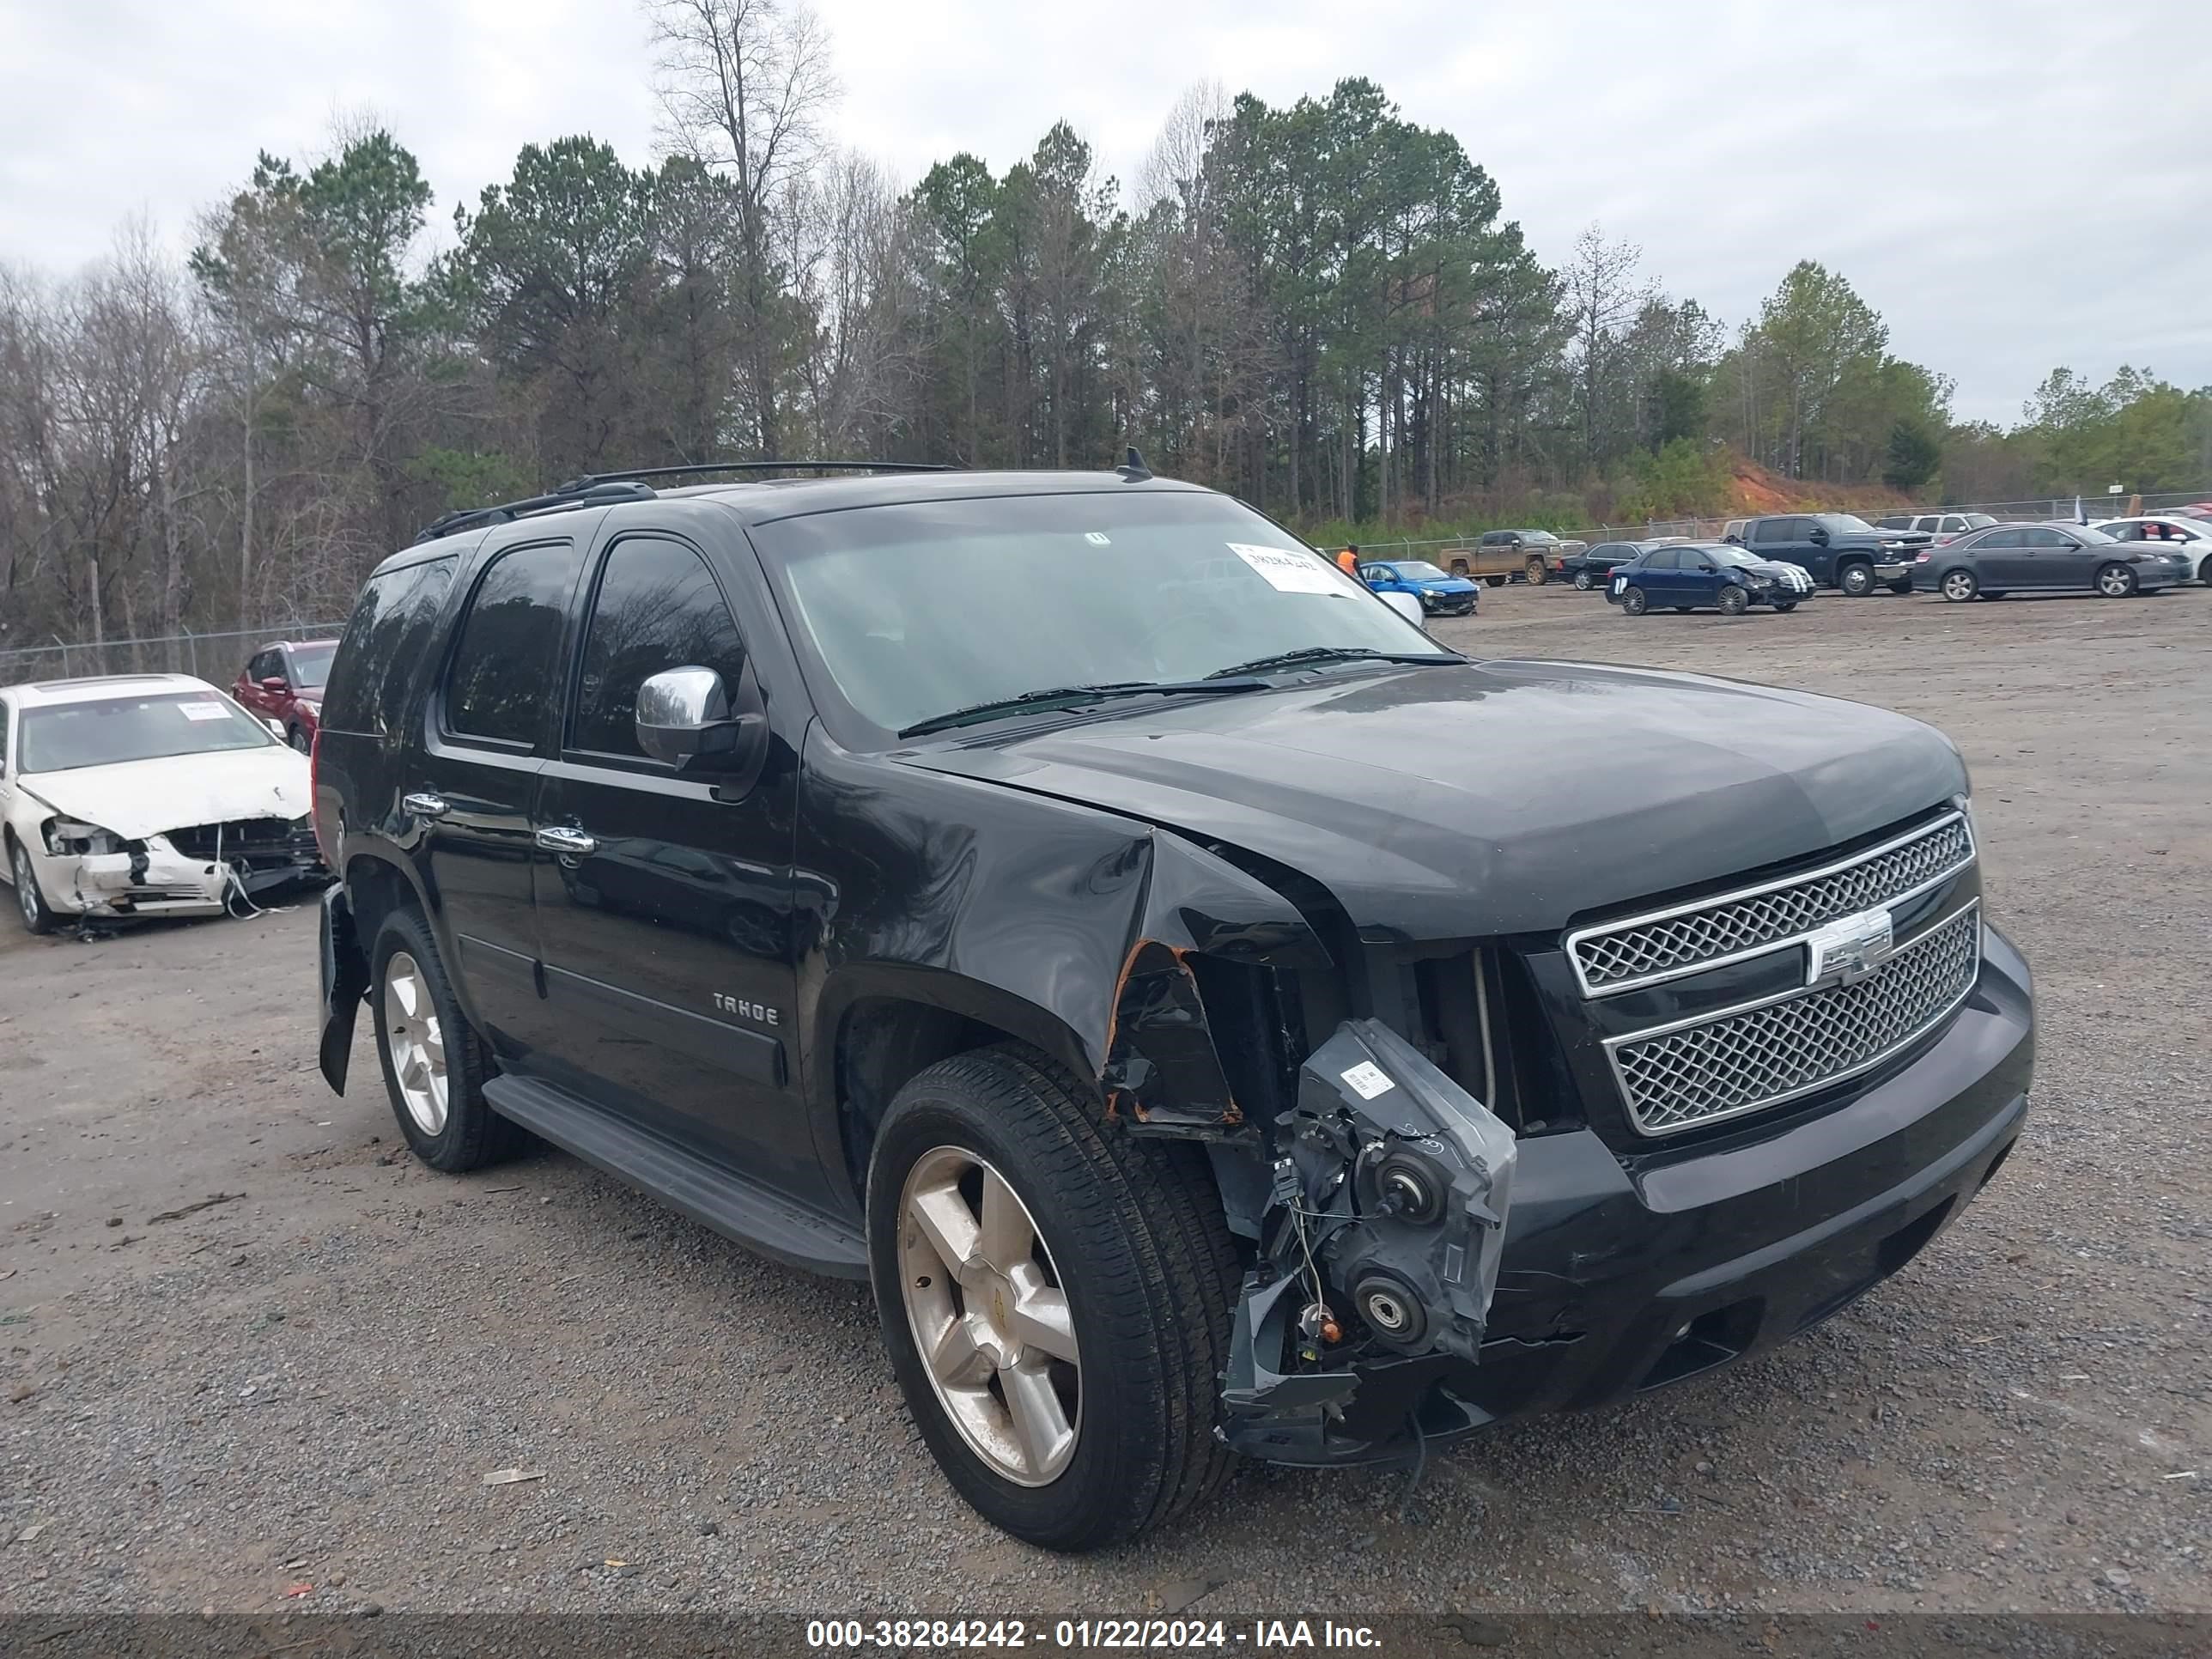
[1443,529,1585,586]
[1725,514,1931,596]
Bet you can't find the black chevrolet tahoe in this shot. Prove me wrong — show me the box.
[313,461,2033,1551]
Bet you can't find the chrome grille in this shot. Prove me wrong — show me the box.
[1608,904,1980,1136]
[1570,814,1973,995]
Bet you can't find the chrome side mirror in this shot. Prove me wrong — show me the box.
[636,665,736,767]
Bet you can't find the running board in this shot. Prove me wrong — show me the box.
[482,1076,869,1279]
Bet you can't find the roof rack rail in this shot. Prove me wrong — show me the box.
[556,460,959,490]
[412,479,658,544]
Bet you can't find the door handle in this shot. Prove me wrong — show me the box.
[534,825,598,857]
[402,792,449,819]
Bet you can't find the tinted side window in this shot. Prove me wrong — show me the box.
[2020,528,2069,548]
[570,538,749,760]
[1644,550,1679,571]
[246,649,278,682]
[1750,520,1793,544]
[1977,528,2023,549]
[2102,521,2143,541]
[444,542,580,747]
[323,556,458,738]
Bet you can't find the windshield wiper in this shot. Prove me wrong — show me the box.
[1202,645,1459,680]
[897,678,1271,739]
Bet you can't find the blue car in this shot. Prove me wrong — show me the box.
[1607,542,1814,616]
[1358,560,1480,617]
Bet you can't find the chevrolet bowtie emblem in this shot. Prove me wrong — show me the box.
[1806,908,1894,987]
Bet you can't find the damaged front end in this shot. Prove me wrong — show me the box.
[1220,1019,1516,1465]
[1097,864,1516,1468]
[39,811,324,921]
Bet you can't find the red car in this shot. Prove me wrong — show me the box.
[233,638,339,753]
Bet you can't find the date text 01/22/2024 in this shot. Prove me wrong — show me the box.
[805,1619,1383,1650]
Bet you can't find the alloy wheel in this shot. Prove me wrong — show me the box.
[897,1146,1081,1487]
[1574,570,1594,590]
[380,951,449,1135]
[1942,570,1977,602]
[14,846,38,929]
[2097,564,2136,598]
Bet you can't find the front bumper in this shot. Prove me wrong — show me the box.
[1874,559,1913,582]
[1457,921,2032,1421]
[42,820,325,921]
[1419,594,1477,616]
[1234,922,2033,1463]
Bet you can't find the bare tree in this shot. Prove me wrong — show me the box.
[1561,222,1653,469]
[645,0,839,458]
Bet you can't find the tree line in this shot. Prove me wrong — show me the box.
[3,0,2207,655]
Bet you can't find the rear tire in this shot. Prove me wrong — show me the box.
[1838,562,1875,597]
[1887,579,1912,594]
[1484,574,1506,588]
[1524,557,1547,585]
[1572,570,1595,591]
[2095,562,2138,599]
[867,1046,1238,1551]
[369,909,519,1172]
[9,836,58,936]
[1621,586,1650,616]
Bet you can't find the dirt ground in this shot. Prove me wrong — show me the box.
[3,580,2208,1620]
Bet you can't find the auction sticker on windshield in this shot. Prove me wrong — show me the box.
[178,702,233,721]
[1230,542,1351,596]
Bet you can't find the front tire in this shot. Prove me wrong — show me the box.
[1717,584,1749,615]
[1941,568,1979,603]
[868,1046,1237,1551]
[369,909,516,1172]
[1773,600,1798,612]
[1838,562,1875,597]
[2095,562,2138,599]
[1621,586,1650,616]
[9,837,58,936]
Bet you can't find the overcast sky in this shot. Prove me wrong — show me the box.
[3,0,2207,424]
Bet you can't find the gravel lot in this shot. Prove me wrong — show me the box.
[3,581,2208,1620]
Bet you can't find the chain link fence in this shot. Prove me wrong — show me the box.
[0,624,348,689]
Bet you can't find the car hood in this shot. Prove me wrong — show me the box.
[1740,559,1809,581]
[20,745,313,840]
[1415,577,1479,593]
[897,660,1966,940]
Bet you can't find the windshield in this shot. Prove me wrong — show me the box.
[1817,514,1879,534]
[288,643,336,687]
[2074,526,2117,543]
[757,492,1444,738]
[1387,561,1452,580]
[20,691,276,774]
[1705,546,1760,568]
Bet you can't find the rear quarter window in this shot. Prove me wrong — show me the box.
[322,556,457,738]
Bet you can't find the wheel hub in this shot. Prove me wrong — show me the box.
[380,951,450,1136]
[897,1146,1081,1487]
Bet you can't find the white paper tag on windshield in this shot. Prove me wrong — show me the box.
[1229,542,1347,595]
[177,702,231,721]
[1340,1060,1395,1100]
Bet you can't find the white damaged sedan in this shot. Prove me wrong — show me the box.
[0,673,323,933]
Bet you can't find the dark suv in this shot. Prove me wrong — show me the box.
[1728,513,1929,595]
[313,461,2033,1551]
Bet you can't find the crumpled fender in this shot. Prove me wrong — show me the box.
[1097,834,1330,1137]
